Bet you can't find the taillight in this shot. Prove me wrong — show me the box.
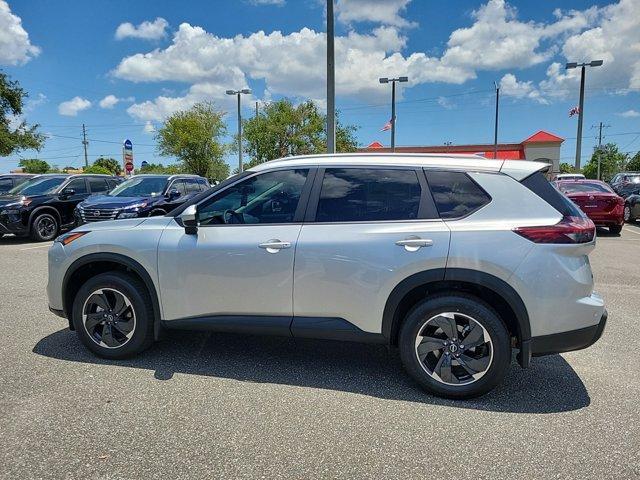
[514,216,595,244]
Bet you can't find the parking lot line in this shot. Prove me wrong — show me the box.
[19,243,52,251]
[623,227,640,236]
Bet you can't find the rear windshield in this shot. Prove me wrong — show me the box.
[521,172,583,217]
[557,182,613,194]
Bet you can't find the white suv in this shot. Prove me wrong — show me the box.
[47,154,607,399]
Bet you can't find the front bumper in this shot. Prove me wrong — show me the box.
[531,309,608,357]
[0,214,28,235]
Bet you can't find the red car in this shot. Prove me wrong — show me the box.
[554,179,624,234]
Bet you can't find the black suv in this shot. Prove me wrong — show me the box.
[610,172,640,197]
[76,174,210,224]
[0,174,121,241]
[0,174,35,194]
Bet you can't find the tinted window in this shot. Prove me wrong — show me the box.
[425,170,491,219]
[170,180,187,195]
[63,178,87,194]
[184,178,202,194]
[89,178,110,193]
[199,169,308,225]
[0,178,12,192]
[315,168,421,222]
[8,176,66,195]
[521,172,583,217]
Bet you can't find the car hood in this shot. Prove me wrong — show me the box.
[79,195,157,209]
[0,194,49,207]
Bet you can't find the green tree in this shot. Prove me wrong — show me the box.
[83,164,112,175]
[156,102,229,182]
[582,143,628,182]
[93,157,122,175]
[626,151,640,171]
[240,99,359,170]
[1,71,45,156]
[19,158,50,173]
[139,162,183,174]
[559,162,575,174]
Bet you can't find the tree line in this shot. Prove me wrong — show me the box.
[560,144,640,182]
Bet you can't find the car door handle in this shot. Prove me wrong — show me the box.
[395,237,433,251]
[258,240,291,253]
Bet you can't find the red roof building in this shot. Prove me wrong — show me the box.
[361,130,565,172]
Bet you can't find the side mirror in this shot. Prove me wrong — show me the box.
[167,188,181,200]
[61,188,75,198]
[180,205,198,235]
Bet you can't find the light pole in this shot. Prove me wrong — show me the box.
[379,76,408,152]
[226,88,251,172]
[493,81,499,159]
[566,60,603,171]
[326,0,336,154]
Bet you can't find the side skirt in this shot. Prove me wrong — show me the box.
[161,315,386,344]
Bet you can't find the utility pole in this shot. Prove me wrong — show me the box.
[592,122,611,180]
[326,0,336,154]
[226,89,251,172]
[255,101,259,118]
[493,81,499,159]
[82,123,88,167]
[566,60,603,171]
[379,76,408,152]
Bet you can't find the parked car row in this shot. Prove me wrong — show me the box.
[0,173,210,241]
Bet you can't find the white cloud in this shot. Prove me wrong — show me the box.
[143,121,156,134]
[336,0,415,28]
[99,94,119,109]
[437,96,455,110]
[618,109,640,118]
[58,97,92,116]
[499,73,548,104]
[25,93,47,112]
[115,17,168,41]
[0,0,40,65]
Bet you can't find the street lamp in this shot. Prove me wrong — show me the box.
[379,76,408,152]
[226,88,252,173]
[566,60,603,171]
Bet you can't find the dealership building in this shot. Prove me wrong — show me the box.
[360,130,564,174]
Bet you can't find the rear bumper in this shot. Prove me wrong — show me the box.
[531,309,607,356]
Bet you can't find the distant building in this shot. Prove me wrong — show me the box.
[360,130,564,174]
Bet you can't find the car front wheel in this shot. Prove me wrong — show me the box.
[72,272,155,359]
[624,205,634,223]
[399,293,511,399]
[30,213,59,242]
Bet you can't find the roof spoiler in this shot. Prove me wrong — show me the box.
[500,160,550,181]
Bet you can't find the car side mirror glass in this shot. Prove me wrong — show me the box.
[61,188,75,197]
[180,204,198,234]
[168,188,181,199]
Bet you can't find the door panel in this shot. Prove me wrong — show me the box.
[294,222,450,334]
[158,222,302,320]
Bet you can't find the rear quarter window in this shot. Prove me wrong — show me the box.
[521,172,583,217]
[424,170,491,219]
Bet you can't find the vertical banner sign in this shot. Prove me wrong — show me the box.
[123,139,134,176]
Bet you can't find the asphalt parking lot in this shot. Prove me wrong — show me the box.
[1,226,639,479]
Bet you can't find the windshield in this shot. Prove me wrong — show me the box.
[7,176,66,196]
[558,182,613,194]
[109,177,167,197]
[623,175,640,184]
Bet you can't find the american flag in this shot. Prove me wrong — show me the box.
[569,106,580,117]
[381,117,394,131]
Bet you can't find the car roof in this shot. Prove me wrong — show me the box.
[248,153,548,181]
[129,174,203,179]
[0,173,35,177]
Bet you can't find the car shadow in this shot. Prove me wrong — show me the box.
[33,328,590,414]
[595,226,620,237]
[0,234,47,245]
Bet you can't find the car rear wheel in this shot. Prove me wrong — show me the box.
[399,293,511,399]
[72,272,155,359]
[609,225,623,234]
[624,205,635,223]
[30,213,58,242]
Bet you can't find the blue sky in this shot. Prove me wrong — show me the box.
[1,0,639,172]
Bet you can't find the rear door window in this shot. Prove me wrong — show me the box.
[89,178,110,194]
[314,168,422,222]
[425,170,491,219]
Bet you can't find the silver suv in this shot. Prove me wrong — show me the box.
[47,154,607,399]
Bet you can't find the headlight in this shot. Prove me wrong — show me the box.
[2,196,31,210]
[54,231,90,246]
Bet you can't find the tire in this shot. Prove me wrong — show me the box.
[609,225,623,235]
[71,272,155,359]
[30,213,59,242]
[149,209,166,217]
[623,204,635,223]
[399,293,511,399]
